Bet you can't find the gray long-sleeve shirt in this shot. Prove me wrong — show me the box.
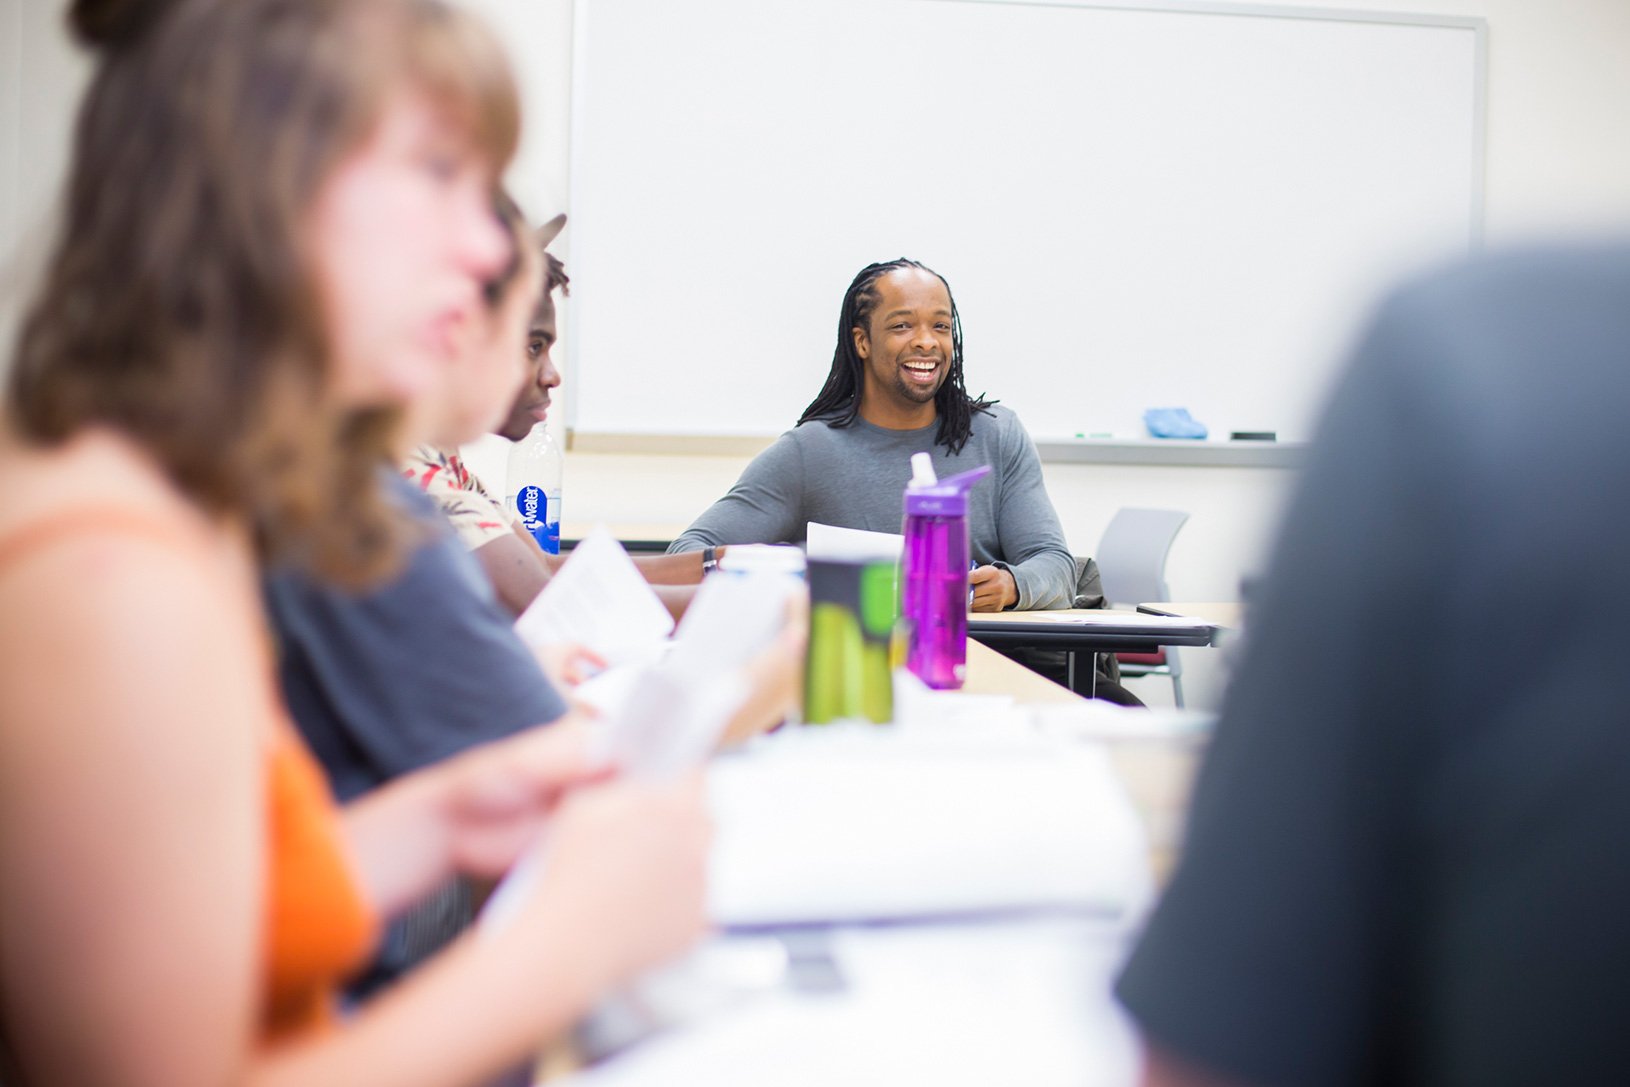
[668,405,1076,610]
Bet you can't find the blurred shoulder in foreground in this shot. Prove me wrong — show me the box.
[1118,245,1630,1087]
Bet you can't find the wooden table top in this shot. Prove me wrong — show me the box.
[961,638,1083,703]
[964,638,1200,879]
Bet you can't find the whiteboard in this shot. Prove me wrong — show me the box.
[566,0,1483,443]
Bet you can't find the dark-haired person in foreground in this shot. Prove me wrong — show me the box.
[1117,248,1630,1087]
[266,200,566,811]
[670,259,1139,703]
[405,212,715,621]
[269,198,801,992]
[263,198,567,994]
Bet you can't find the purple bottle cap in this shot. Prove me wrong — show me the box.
[903,464,992,517]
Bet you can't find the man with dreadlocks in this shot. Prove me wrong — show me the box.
[671,259,1075,614]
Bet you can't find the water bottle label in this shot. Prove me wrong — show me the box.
[515,485,560,555]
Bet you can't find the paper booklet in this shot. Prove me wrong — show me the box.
[805,521,903,562]
[487,534,802,935]
[512,526,675,665]
[569,562,802,775]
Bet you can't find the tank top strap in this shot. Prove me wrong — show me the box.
[0,508,202,579]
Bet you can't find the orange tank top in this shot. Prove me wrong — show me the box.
[0,510,378,1044]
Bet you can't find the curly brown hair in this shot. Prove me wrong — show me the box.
[6,0,520,586]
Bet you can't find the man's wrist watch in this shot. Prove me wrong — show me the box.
[702,546,719,576]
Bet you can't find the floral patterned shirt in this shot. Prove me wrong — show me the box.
[401,445,512,551]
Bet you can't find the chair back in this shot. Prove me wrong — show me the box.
[1094,508,1189,607]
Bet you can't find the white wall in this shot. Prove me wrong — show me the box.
[520,0,1630,711]
[0,0,90,359]
[533,0,1630,710]
[6,0,1630,708]
[566,2,1482,443]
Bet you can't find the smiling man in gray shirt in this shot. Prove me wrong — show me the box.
[670,258,1076,613]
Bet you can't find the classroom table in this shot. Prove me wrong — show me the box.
[967,608,1218,652]
[536,640,1208,1084]
[961,635,1086,702]
[963,639,1204,881]
[967,608,1219,696]
[1136,602,1242,629]
[560,522,687,554]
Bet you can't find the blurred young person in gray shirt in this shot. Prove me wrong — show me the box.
[1118,247,1630,1087]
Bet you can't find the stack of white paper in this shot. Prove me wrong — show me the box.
[564,917,1142,1087]
[707,728,1151,926]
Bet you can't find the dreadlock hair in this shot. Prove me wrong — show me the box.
[797,259,995,455]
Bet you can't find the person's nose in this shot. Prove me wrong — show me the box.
[911,324,937,355]
[539,350,562,390]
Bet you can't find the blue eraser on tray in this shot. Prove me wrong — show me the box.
[1143,407,1208,439]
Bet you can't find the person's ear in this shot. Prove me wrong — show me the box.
[535,213,567,250]
[852,325,870,361]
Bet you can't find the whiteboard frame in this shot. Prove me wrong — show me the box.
[563,0,1489,447]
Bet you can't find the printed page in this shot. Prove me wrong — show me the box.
[592,661,751,779]
[513,526,675,663]
[482,660,752,938]
[805,521,903,562]
[593,570,800,776]
[669,570,801,673]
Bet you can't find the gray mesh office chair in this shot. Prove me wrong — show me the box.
[1094,508,1190,706]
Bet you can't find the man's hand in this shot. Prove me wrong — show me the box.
[969,565,1019,611]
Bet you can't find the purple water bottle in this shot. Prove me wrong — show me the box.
[901,455,992,689]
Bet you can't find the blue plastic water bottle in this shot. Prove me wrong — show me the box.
[505,422,562,554]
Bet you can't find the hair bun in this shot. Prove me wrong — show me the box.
[68,0,173,51]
